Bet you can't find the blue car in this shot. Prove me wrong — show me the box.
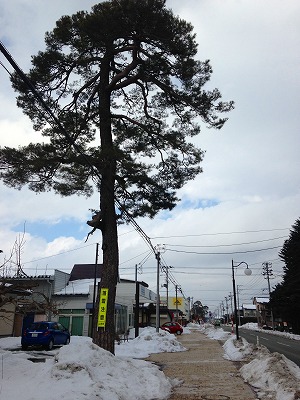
[21,321,70,350]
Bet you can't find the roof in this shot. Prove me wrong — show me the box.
[243,304,256,310]
[2,283,32,296]
[4,275,53,281]
[254,297,269,304]
[54,278,99,295]
[119,278,149,287]
[69,264,102,281]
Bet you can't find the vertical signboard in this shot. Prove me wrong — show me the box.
[97,288,109,328]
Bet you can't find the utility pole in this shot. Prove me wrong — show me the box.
[155,244,165,332]
[262,262,274,329]
[225,296,229,324]
[156,251,160,332]
[135,264,139,338]
[175,284,179,322]
[165,266,173,309]
[229,292,233,319]
[221,301,225,322]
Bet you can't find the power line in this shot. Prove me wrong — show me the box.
[150,228,289,239]
[21,242,96,265]
[164,235,287,248]
[166,245,281,255]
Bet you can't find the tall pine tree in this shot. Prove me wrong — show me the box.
[0,0,233,353]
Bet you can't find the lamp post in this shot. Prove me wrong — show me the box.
[232,260,252,340]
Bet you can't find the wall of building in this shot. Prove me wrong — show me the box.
[2,276,158,337]
[0,303,15,336]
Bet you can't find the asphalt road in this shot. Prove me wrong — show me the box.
[223,325,300,367]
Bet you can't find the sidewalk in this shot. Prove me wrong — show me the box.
[146,330,258,400]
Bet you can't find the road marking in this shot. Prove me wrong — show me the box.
[277,342,291,347]
[261,337,269,341]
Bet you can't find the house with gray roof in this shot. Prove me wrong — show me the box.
[53,264,157,336]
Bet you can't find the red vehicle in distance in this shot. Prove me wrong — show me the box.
[161,322,183,335]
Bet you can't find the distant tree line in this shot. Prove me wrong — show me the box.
[270,218,300,334]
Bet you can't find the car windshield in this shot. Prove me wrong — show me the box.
[30,323,49,330]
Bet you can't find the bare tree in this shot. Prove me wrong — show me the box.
[0,232,58,329]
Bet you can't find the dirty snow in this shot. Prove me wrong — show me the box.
[201,323,300,400]
[0,324,300,400]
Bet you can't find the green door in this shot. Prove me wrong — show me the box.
[59,316,70,330]
[71,316,83,336]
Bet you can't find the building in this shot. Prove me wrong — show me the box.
[160,295,190,325]
[0,263,171,337]
[253,297,270,327]
[52,264,158,336]
[240,303,257,325]
[0,271,68,336]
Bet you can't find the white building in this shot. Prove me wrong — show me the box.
[53,264,157,336]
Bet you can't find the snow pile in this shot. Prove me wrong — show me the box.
[115,327,187,359]
[223,335,260,362]
[52,337,172,400]
[240,352,300,400]
[203,325,231,341]
[185,322,205,330]
[200,324,300,400]
[0,328,183,400]
[1,324,300,400]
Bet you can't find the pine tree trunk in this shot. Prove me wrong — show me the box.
[92,52,119,354]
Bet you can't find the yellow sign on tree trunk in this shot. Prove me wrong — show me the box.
[97,288,109,328]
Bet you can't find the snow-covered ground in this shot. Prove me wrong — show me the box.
[206,323,300,400]
[0,323,299,400]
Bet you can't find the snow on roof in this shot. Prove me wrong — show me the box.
[243,304,256,309]
[255,297,269,303]
[54,278,100,295]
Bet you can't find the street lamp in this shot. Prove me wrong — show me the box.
[232,260,252,340]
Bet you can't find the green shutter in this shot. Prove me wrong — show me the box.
[71,316,83,336]
[59,316,70,330]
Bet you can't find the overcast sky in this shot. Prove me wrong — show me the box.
[0,0,299,314]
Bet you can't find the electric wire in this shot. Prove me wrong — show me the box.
[166,245,281,255]
[150,227,289,239]
[164,235,287,248]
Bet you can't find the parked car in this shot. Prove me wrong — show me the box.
[161,322,183,335]
[262,325,273,330]
[214,319,221,327]
[21,321,70,350]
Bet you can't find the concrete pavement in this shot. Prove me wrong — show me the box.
[146,329,258,400]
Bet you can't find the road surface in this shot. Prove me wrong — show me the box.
[223,325,300,367]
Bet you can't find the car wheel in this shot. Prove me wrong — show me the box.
[64,337,70,345]
[46,339,54,350]
[21,344,28,350]
[176,330,182,335]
